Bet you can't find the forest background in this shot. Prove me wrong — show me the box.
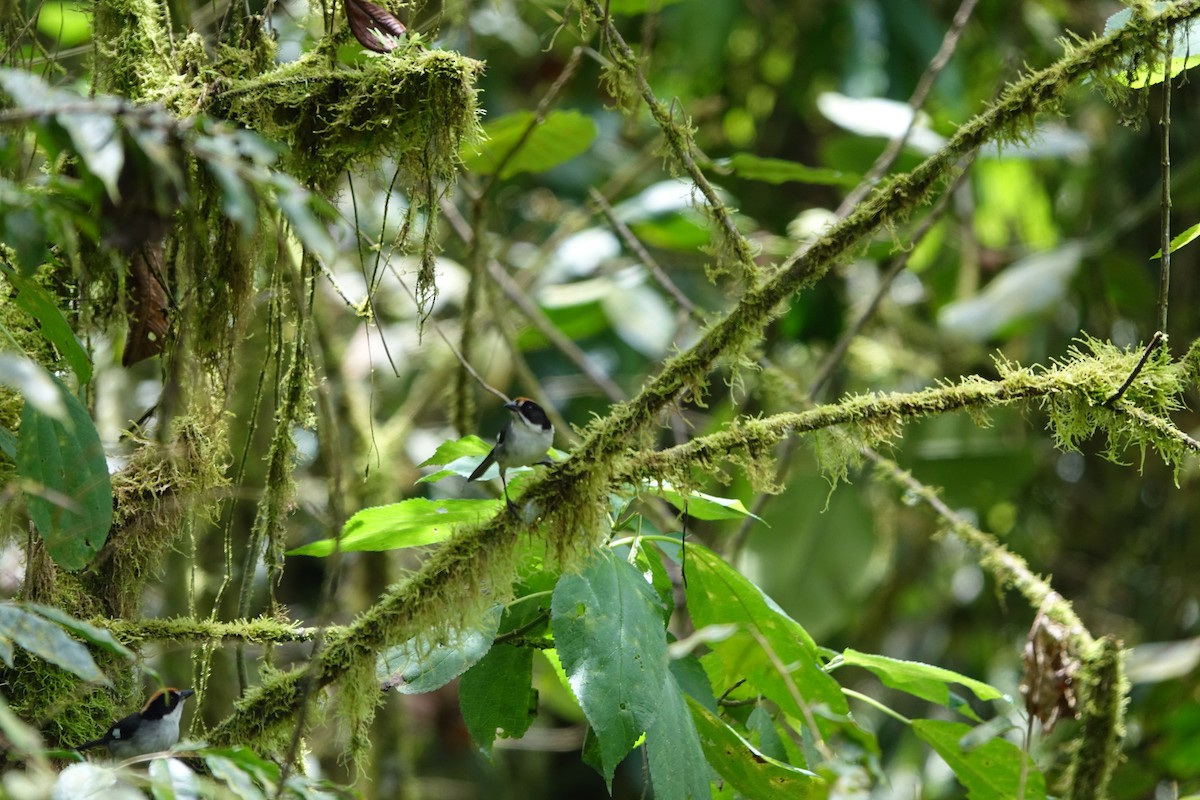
[1,0,1200,798]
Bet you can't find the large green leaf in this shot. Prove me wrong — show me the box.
[841,649,1005,722]
[378,605,502,694]
[462,110,597,179]
[16,372,112,570]
[644,672,711,800]
[687,696,823,799]
[0,603,106,683]
[913,719,1046,800]
[288,498,501,556]
[459,643,538,755]
[551,549,671,784]
[685,545,847,718]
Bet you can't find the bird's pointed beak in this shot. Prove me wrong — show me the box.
[503,401,519,411]
[179,689,196,699]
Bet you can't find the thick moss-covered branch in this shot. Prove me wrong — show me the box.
[100,616,321,645]
[623,339,1196,490]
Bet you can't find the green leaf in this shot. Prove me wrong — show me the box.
[644,672,712,800]
[35,2,93,47]
[417,435,494,483]
[2,269,92,383]
[1151,220,1200,259]
[551,549,671,785]
[725,154,857,187]
[459,643,538,755]
[685,545,848,719]
[687,695,824,799]
[378,605,502,694]
[206,752,270,797]
[0,603,106,684]
[841,649,1005,721]
[606,0,688,12]
[462,110,597,180]
[26,604,135,662]
[0,426,13,460]
[289,498,501,556]
[418,435,493,468]
[746,706,788,762]
[912,719,1046,800]
[17,373,112,570]
[642,481,764,522]
[202,746,283,791]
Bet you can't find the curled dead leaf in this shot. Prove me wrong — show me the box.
[345,0,407,53]
[1019,596,1082,732]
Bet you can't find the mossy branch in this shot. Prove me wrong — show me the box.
[99,616,322,645]
[623,337,1195,489]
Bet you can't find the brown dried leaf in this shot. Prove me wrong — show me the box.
[345,0,407,53]
[1019,597,1082,732]
[123,242,170,366]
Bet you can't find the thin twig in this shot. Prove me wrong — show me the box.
[1157,23,1173,333]
[588,187,701,317]
[835,0,979,218]
[1104,331,1165,406]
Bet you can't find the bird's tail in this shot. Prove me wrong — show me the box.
[468,451,495,482]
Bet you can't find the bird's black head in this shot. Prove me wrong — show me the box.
[142,688,195,720]
[506,397,551,430]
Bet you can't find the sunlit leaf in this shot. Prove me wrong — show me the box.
[35,2,93,47]
[288,498,501,556]
[685,545,848,718]
[1151,221,1200,260]
[642,480,764,522]
[841,649,1006,722]
[462,110,597,179]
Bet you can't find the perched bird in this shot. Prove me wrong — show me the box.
[75,688,194,760]
[469,397,554,511]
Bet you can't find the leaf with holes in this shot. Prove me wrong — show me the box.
[551,549,670,785]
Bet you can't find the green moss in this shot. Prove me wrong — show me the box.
[91,0,173,100]
[216,48,484,190]
[1064,637,1127,800]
